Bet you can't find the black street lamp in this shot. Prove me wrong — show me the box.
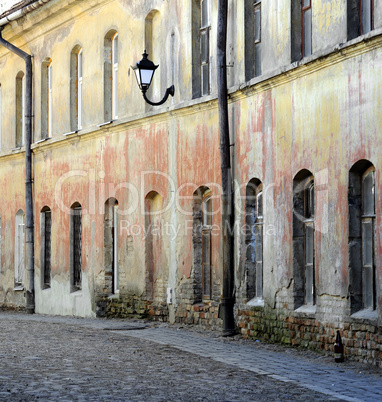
[132,50,175,106]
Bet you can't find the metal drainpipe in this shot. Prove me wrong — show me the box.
[217,0,235,336]
[0,30,34,314]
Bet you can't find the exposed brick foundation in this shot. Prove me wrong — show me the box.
[175,301,222,330]
[236,304,382,367]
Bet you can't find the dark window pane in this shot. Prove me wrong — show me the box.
[257,191,263,218]
[305,263,314,304]
[255,224,263,260]
[202,229,211,297]
[363,265,374,309]
[201,64,209,96]
[303,8,312,57]
[202,230,211,264]
[362,218,373,266]
[305,183,314,218]
[256,261,263,298]
[305,223,314,305]
[362,0,372,34]
[203,262,210,297]
[303,0,310,7]
[78,52,82,78]
[255,44,261,77]
[44,211,52,286]
[305,224,314,264]
[200,30,209,63]
[362,171,375,215]
[113,35,118,64]
[73,208,82,288]
[254,5,261,43]
[201,0,209,28]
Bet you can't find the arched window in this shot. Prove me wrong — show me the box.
[103,31,118,122]
[70,202,82,292]
[15,209,25,288]
[145,191,162,301]
[104,198,119,294]
[41,206,52,288]
[245,179,263,301]
[293,170,315,309]
[41,58,52,139]
[70,46,82,131]
[348,160,376,313]
[145,10,161,108]
[16,71,25,147]
[193,186,213,302]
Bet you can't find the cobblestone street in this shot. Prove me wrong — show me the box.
[0,312,381,401]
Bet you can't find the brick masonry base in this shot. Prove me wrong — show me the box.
[95,295,222,329]
[236,304,382,367]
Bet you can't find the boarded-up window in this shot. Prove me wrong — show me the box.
[145,192,162,301]
[41,207,52,288]
[193,186,213,302]
[70,203,82,291]
[104,198,119,294]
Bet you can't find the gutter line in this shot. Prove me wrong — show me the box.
[0,30,34,314]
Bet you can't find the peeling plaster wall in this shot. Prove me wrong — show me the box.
[0,0,381,363]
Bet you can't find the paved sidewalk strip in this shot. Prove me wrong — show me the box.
[118,327,382,402]
[1,313,381,401]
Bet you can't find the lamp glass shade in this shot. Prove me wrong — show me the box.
[132,50,158,92]
[141,69,155,87]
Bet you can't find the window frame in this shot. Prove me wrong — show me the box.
[200,0,211,96]
[253,0,262,77]
[360,0,374,35]
[201,191,212,299]
[16,72,25,148]
[112,33,118,121]
[14,210,25,289]
[41,208,52,289]
[77,49,83,130]
[301,0,312,58]
[70,204,82,292]
[361,167,376,310]
[48,62,53,137]
[113,204,119,294]
[0,84,2,150]
[303,177,315,306]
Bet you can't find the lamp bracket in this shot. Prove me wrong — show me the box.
[142,85,175,107]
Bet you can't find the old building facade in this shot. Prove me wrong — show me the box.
[0,0,381,365]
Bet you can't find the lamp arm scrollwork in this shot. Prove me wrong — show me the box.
[141,85,175,106]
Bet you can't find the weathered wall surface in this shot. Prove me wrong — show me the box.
[0,0,381,364]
